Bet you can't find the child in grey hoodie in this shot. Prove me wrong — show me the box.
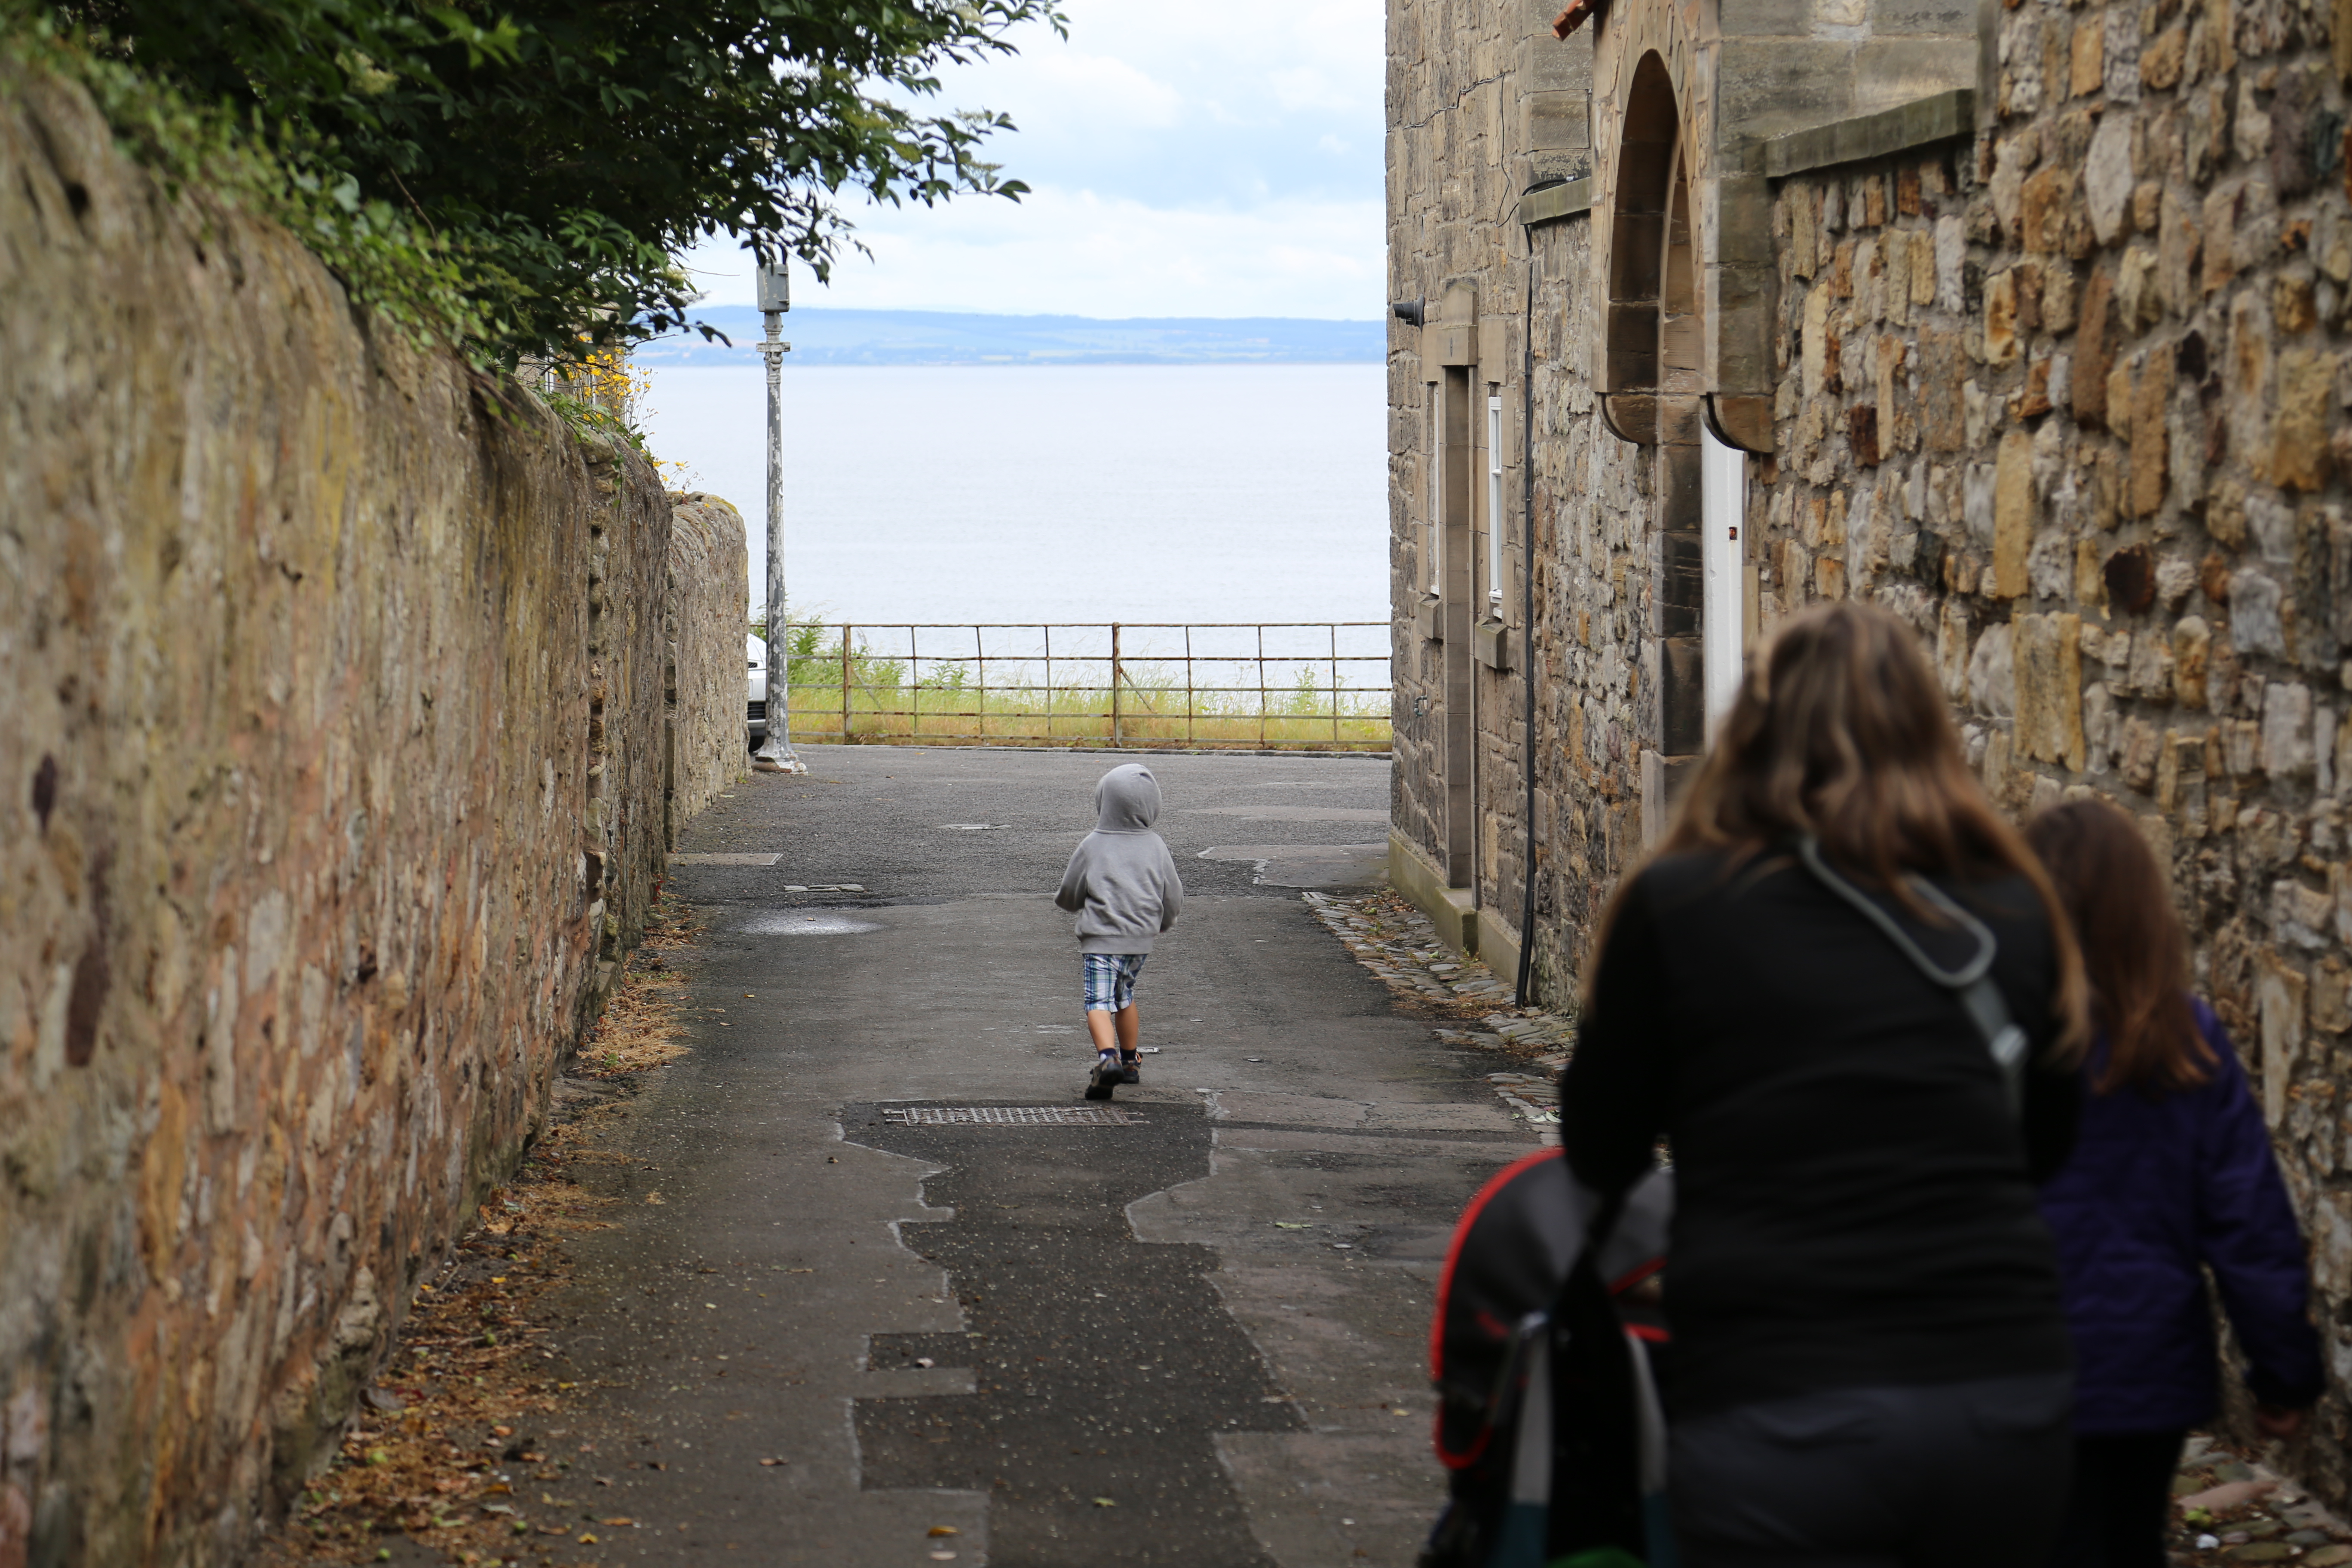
[1054,763,1184,1099]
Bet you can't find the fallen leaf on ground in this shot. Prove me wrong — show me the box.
[577,1533,598,1544]
[1093,1498,1115,1507]
[603,1516,634,1526]
[2178,1479,2277,1513]
[928,1525,960,1537]
[1274,1222,1312,1230]
[759,1458,786,1467]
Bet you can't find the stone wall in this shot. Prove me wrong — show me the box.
[1392,0,2352,1508]
[1747,0,2352,1491]
[0,64,733,1565]
[664,496,750,839]
[1521,217,1653,1002]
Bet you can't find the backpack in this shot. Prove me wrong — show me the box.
[1419,838,2026,1568]
[1421,1150,1676,1568]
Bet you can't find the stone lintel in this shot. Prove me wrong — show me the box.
[1479,318,1510,379]
[1425,322,1478,368]
[1758,87,1975,180]
[1517,177,1596,228]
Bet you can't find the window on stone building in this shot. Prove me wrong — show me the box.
[1428,392,1442,597]
[1487,395,1505,613]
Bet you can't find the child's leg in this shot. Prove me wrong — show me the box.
[1082,954,1120,1057]
[1114,956,1145,1078]
[1086,1010,1120,1054]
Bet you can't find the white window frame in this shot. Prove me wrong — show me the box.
[1486,395,1505,612]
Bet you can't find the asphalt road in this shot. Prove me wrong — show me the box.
[540,745,1537,1567]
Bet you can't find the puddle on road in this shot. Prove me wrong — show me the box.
[741,911,883,936]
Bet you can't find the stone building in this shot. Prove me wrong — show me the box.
[1389,0,2352,1494]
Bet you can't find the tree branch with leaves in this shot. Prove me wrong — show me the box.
[32,0,1066,362]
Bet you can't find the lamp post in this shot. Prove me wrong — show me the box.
[751,260,805,774]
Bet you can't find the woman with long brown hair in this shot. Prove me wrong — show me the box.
[1563,602,2090,1566]
[2025,800,2319,1568]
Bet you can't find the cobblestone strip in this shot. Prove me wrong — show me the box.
[1301,890,1571,1134]
[2171,1433,2352,1564]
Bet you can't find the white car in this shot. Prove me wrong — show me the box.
[747,631,768,747]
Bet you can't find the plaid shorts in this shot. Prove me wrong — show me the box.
[1082,952,1148,1012]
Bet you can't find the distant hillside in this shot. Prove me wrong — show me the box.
[634,307,1385,367]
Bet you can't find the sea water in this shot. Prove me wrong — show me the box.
[636,363,1387,628]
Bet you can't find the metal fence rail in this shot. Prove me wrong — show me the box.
[775,621,1391,752]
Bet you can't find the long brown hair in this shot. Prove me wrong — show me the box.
[2023,799,2209,1093]
[1592,602,2087,1050]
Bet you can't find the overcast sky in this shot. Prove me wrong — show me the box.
[678,0,1383,320]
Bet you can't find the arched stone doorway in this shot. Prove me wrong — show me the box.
[1602,52,1700,445]
[1599,52,1709,823]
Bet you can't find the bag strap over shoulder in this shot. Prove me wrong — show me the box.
[1794,835,2030,1117]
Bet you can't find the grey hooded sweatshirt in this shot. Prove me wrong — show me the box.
[1054,764,1184,954]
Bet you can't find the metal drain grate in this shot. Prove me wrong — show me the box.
[879,1106,1145,1127]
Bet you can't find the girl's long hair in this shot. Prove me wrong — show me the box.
[1590,602,2087,1052]
[2022,799,2209,1093]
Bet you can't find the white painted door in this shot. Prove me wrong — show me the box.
[1700,424,1747,741]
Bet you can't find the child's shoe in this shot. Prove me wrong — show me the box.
[1084,1051,1119,1101]
[1118,1052,1142,1085]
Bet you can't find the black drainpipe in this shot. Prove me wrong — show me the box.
[1514,254,1538,1007]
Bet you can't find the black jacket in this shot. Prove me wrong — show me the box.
[1563,848,2079,1417]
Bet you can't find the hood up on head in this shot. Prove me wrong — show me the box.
[1093,764,1162,832]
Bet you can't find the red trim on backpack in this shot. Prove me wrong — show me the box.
[1433,1405,1489,1471]
[1430,1146,1565,1381]
[1608,1253,1664,1295]
[1430,1147,1566,1469]
[1437,1410,1501,1470]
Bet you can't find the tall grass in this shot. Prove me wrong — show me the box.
[764,618,1391,751]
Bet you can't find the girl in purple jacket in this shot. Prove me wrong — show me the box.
[2026,801,2324,1567]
